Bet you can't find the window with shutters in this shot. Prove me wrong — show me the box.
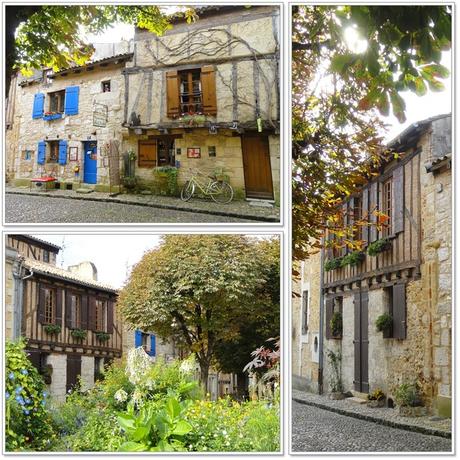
[382,178,392,237]
[47,141,59,163]
[43,250,50,263]
[95,299,107,332]
[301,290,309,334]
[48,90,65,113]
[70,294,82,329]
[44,288,56,324]
[141,332,149,351]
[179,69,203,115]
[354,196,363,241]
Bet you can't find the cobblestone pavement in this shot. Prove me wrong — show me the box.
[5,194,257,223]
[292,400,452,453]
[5,187,280,222]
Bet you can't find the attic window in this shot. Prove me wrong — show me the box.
[102,80,111,93]
[48,90,65,113]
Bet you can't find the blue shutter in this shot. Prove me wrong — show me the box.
[32,93,44,119]
[58,140,68,165]
[134,330,142,348]
[37,141,46,165]
[64,86,79,115]
[150,335,156,357]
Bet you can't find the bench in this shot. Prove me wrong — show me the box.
[30,176,57,191]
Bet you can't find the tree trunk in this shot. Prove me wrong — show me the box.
[199,360,210,394]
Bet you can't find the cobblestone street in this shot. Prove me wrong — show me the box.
[5,194,258,223]
[292,400,452,453]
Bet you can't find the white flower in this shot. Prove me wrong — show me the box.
[126,347,152,385]
[132,390,143,402]
[114,389,128,402]
[179,355,196,374]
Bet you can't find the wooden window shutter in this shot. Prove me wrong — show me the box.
[135,330,143,347]
[369,181,379,242]
[65,290,72,328]
[325,297,334,339]
[138,141,157,167]
[106,300,114,334]
[362,187,369,244]
[58,140,68,165]
[81,295,89,330]
[201,65,217,116]
[88,296,97,331]
[38,284,46,324]
[341,202,348,256]
[392,283,407,339]
[32,93,45,119]
[64,86,79,115]
[150,335,156,356]
[55,289,63,327]
[166,71,180,118]
[37,141,46,165]
[393,165,404,234]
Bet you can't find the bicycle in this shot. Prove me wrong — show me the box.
[180,168,234,204]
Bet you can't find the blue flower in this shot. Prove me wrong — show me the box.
[8,372,15,380]
[23,409,30,415]
[5,392,10,399]
[21,369,28,375]
[42,391,48,398]
[15,395,24,405]
[25,398,31,404]
[15,386,23,394]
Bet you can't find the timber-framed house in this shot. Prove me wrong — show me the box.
[292,114,452,417]
[5,235,122,400]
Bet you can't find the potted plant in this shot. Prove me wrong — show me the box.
[330,311,343,338]
[326,349,344,399]
[71,328,87,341]
[340,251,365,267]
[325,257,343,272]
[153,166,178,196]
[122,176,138,192]
[375,312,393,334]
[95,331,110,342]
[367,388,386,407]
[44,324,61,336]
[367,238,392,256]
[394,382,426,417]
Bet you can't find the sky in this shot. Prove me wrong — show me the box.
[23,234,273,290]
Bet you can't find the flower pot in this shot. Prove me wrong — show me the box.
[399,405,427,417]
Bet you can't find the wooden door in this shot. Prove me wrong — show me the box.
[353,290,369,393]
[241,134,274,199]
[138,141,157,168]
[66,354,82,393]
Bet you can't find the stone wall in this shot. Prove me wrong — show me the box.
[292,253,321,392]
[47,353,67,402]
[7,64,126,189]
[80,356,95,391]
[5,248,16,341]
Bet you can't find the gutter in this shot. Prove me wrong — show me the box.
[318,241,325,395]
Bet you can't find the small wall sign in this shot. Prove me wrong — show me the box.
[69,147,79,161]
[187,147,201,158]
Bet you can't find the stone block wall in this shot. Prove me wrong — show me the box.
[47,354,67,402]
[4,250,16,341]
[80,356,95,392]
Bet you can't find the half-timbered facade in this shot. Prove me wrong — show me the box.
[292,114,452,417]
[5,235,122,401]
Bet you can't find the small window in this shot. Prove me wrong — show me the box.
[141,333,149,350]
[208,146,216,157]
[44,288,56,324]
[48,90,65,113]
[95,299,107,332]
[43,250,50,263]
[382,178,392,237]
[102,80,111,93]
[179,69,203,115]
[301,290,309,334]
[94,357,104,381]
[70,294,81,329]
[23,150,33,161]
[47,141,59,163]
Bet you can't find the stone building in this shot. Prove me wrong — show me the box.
[292,114,452,417]
[6,5,280,202]
[5,235,122,401]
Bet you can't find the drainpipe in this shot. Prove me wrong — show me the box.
[318,240,325,395]
[12,257,34,340]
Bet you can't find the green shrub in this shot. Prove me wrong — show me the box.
[153,167,178,196]
[44,324,61,335]
[324,257,342,271]
[340,251,365,267]
[375,312,393,332]
[70,329,87,340]
[330,311,343,337]
[394,382,423,407]
[5,339,55,451]
[367,238,391,256]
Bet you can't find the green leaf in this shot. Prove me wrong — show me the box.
[117,414,136,431]
[172,420,192,436]
[330,53,355,74]
[166,398,181,419]
[414,77,427,96]
[119,441,148,452]
[390,90,406,123]
[131,426,150,442]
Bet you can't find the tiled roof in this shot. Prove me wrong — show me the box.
[22,258,117,293]
[14,235,61,252]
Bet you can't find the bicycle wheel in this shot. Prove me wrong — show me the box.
[210,181,233,204]
[180,181,195,201]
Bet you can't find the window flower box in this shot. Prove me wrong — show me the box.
[95,331,110,342]
[43,113,62,121]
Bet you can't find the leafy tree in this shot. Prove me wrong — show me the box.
[117,235,279,392]
[5,5,196,94]
[292,5,451,261]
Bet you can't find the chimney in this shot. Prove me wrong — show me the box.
[68,261,98,281]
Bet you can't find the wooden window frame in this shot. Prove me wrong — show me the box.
[94,298,107,332]
[179,69,203,115]
[70,293,82,329]
[301,290,309,334]
[43,250,50,263]
[354,196,363,242]
[44,287,56,324]
[382,178,393,237]
[47,141,59,164]
[101,80,111,93]
[48,90,65,113]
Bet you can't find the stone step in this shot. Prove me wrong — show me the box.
[348,396,368,405]
[76,188,94,194]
